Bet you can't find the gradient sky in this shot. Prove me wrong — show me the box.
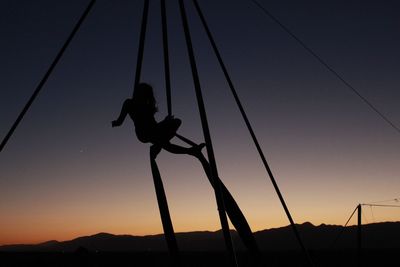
[1,0,399,245]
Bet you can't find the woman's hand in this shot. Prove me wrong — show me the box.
[164,115,174,120]
[112,98,131,128]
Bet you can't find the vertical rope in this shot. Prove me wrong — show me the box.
[0,0,97,153]
[178,1,238,266]
[132,0,149,96]
[191,0,314,266]
[161,0,172,116]
[150,151,180,266]
[135,1,179,265]
[196,153,259,253]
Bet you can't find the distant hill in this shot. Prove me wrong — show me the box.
[1,222,400,252]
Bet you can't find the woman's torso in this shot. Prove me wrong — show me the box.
[130,102,157,143]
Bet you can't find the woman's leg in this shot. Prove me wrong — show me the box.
[155,118,181,143]
[153,117,205,156]
[150,144,162,159]
[161,142,205,157]
[162,143,189,154]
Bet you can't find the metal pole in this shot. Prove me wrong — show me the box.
[191,0,313,265]
[357,204,362,267]
[178,0,237,266]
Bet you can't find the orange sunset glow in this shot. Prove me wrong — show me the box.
[1,0,399,251]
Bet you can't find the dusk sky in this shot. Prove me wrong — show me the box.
[1,0,399,245]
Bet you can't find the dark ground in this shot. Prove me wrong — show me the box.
[0,250,398,267]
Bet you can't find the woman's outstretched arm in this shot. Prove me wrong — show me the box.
[112,99,132,127]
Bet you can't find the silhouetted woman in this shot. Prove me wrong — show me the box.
[112,83,204,157]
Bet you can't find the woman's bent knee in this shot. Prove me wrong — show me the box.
[172,118,181,127]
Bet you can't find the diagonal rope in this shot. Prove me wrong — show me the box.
[0,0,97,153]
[178,1,238,266]
[330,205,358,249]
[250,0,400,135]
[192,0,313,266]
[369,205,375,223]
[362,204,400,208]
[369,197,400,204]
[361,208,369,224]
[331,203,400,249]
[132,0,149,95]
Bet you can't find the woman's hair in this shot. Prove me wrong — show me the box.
[133,83,158,114]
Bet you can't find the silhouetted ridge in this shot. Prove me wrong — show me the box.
[39,240,59,246]
[1,222,400,252]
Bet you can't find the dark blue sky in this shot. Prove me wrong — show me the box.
[1,0,399,244]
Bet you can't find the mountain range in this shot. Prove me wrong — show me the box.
[1,222,399,252]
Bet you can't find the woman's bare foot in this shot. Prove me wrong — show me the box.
[188,143,206,156]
